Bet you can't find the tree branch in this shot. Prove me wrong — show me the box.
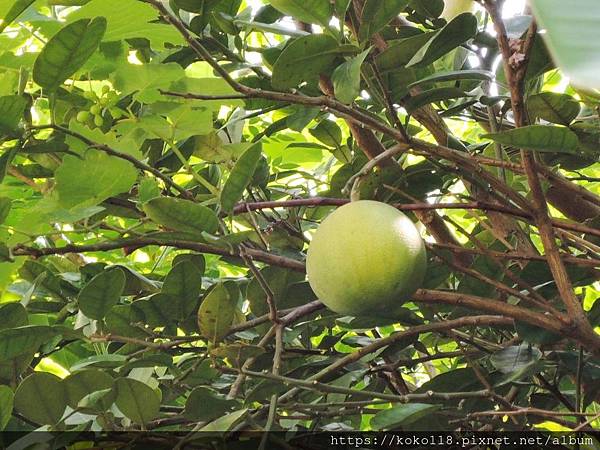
[484,1,599,347]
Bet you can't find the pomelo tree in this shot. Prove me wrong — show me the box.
[0,0,599,442]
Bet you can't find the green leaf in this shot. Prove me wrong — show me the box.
[63,369,114,409]
[55,149,138,209]
[407,13,478,67]
[413,0,445,18]
[482,125,579,153]
[309,119,343,148]
[199,408,248,432]
[358,0,410,41]
[376,32,435,72]
[335,0,352,18]
[0,95,27,132]
[184,387,239,421]
[33,17,107,91]
[331,48,371,104]
[246,266,304,317]
[269,0,333,28]
[14,372,68,425]
[0,243,12,263]
[78,268,125,320]
[77,388,116,413]
[173,253,206,275]
[162,260,204,318]
[210,343,265,368]
[220,143,262,214]
[531,0,600,90]
[371,403,441,430]
[144,197,219,234]
[490,343,542,374]
[0,326,57,361]
[174,0,215,13]
[67,0,184,49]
[0,0,35,33]
[198,283,236,344]
[133,293,178,328]
[405,87,470,113]
[271,34,340,90]
[0,302,27,331]
[114,378,161,425]
[0,385,13,431]
[0,197,12,225]
[514,321,563,346]
[408,69,494,88]
[527,92,581,125]
[0,146,18,184]
[113,62,185,104]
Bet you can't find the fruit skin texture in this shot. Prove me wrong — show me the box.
[306,200,427,316]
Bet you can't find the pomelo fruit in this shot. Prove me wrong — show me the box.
[306,200,427,316]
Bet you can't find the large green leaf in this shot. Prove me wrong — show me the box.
[220,143,262,214]
[482,125,579,153]
[408,69,495,88]
[78,268,126,320]
[531,0,600,89]
[114,378,161,425]
[184,386,239,421]
[269,0,333,28]
[55,149,138,209]
[199,408,248,432]
[405,87,470,113]
[132,293,179,328]
[490,344,543,386]
[0,0,35,33]
[112,62,185,104]
[198,283,236,344]
[161,260,204,318]
[526,92,581,125]
[0,385,13,431]
[376,32,435,72]
[407,13,478,67]
[0,197,12,225]
[271,35,340,90]
[67,0,184,48]
[331,49,371,104]
[0,326,57,361]
[490,344,542,374]
[14,372,68,425]
[33,17,107,91]
[246,266,304,317]
[174,0,217,13]
[358,0,410,41]
[0,302,27,331]
[371,403,441,430]
[0,95,27,132]
[309,119,343,148]
[143,197,219,234]
[63,369,114,408]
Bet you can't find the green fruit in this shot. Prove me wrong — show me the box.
[90,104,102,115]
[306,200,427,317]
[101,85,111,95]
[76,111,90,122]
[93,115,104,127]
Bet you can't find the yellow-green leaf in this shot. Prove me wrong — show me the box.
[33,17,107,91]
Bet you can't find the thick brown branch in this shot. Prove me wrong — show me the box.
[484,2,598,347]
